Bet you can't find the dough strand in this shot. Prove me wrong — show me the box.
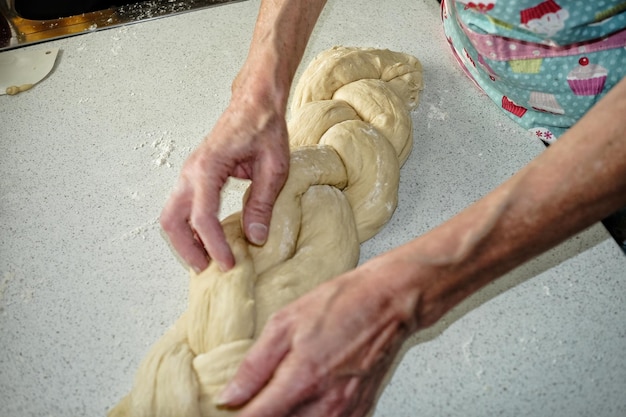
[109,46,423,417]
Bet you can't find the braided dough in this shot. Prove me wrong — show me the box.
[109,46,423,417]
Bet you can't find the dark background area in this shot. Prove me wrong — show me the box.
[14,0,145,19]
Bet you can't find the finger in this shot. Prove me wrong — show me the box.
[216,314,292,407]
[285,376,371,417]
[242,153,289,246]
[233,352,317,417]
[294,381,351,417]
[345,354,396,417]
[160,191,209,273]
[189,177,235,271]
[345,379,378,417]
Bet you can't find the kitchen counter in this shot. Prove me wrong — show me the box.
[0,0,624,416]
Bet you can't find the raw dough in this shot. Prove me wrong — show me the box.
[109,46,423,417]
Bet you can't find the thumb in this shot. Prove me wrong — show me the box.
[216,321,290,407]
[242,159,288,246]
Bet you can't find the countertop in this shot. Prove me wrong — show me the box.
[0,0,625,416]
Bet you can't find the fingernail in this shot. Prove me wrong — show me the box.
[215,381,243,406]
[248,223,268,246]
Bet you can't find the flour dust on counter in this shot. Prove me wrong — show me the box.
[130,130,193,169]
[151,136,175,167]
[112,216,161,242]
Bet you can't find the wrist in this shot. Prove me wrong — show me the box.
[232,0,327,113]
[385,213,505,332]
[231,59,290,116]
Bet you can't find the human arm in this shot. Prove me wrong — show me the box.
[160,0,328,272]
[216,76,626,417]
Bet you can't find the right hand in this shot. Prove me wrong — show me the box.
[216,247,421,417]
[160,86,290,273]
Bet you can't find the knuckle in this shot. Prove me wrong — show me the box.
[322,388,349,417]
[292,360,326,398]
[237,357,262,382]
[159,208,179,234]
[271,155,290,175]
[266,308,293,330]
[189,211,215,235]
[246,198,275,218]
[271,161,290,182]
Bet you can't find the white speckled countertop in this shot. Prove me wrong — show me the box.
[1,1,625,416]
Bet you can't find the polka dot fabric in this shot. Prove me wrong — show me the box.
[442,0,626,143]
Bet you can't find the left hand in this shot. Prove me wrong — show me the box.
[216,252,420,417]
[160,77,290,273]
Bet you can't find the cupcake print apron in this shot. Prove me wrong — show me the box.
[442,0,626,143]
[442,0,626,253]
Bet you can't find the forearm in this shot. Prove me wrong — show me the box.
[397,77,626,329]
[234,0,327,110]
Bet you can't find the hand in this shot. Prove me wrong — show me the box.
[217,253,420,417]
[160,88,290,272]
